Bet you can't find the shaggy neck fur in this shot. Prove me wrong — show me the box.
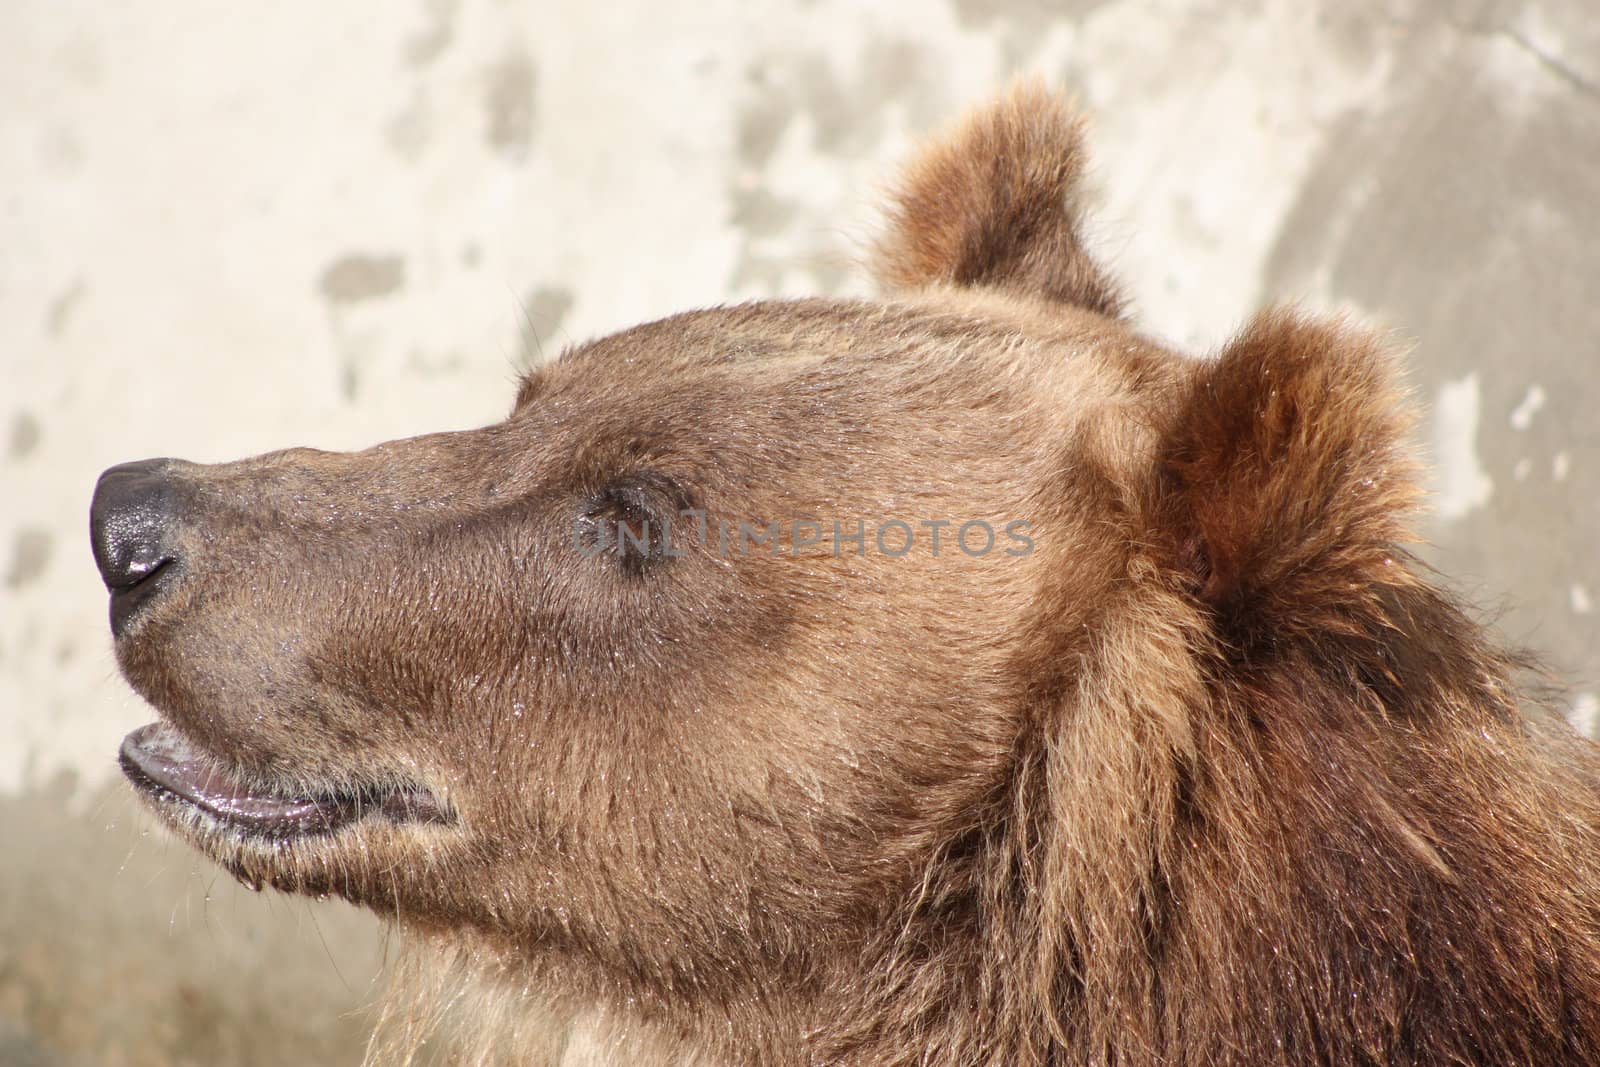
[379,564,1600,1067]
[819,577,1600,1067]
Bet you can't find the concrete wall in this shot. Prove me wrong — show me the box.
[4,1,1596,1062]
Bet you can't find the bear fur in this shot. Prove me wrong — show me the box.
[101,83,1600,1066]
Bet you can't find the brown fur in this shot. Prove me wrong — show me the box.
[102,83,1600,1065]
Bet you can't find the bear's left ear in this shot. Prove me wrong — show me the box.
[871,81,1123,317]
[1160,309,1422,640]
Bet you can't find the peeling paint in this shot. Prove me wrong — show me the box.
[319,254,406,304]
[1432,374,1494,521]
[45,279,84,336]
[1572,693,1600,738]
[6,413,40,460]
[386,88,431,162]
[517,286,574,367]
[1509,383,1546,430]
[485,50,536,160]
[4,528,52,590]
[404,0,458,67]
[727,37,942,297]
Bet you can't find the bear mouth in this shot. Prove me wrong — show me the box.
[119,722,450,839]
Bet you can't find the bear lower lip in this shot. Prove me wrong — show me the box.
[118,722,448,838]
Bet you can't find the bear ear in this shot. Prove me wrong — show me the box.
[1161,308,1423,640]
[870,81,1124,317]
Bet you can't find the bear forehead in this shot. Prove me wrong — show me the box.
[523,296,1185,447]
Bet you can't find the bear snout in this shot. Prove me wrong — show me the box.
[90,458,185,636]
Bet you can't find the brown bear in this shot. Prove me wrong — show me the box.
[91,84,1600,1066]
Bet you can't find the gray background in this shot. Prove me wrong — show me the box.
[3,1,1596,1063]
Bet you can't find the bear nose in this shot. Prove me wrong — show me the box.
[91,458,183,635]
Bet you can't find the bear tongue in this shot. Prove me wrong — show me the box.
[119,722,346,836]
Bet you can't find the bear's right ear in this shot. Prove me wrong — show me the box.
[1160,309,1423,644]
[871,82,1123,317]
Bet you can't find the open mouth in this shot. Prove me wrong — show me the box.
[119,722,450,839]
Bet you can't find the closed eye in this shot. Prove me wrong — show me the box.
[580,472,698,577]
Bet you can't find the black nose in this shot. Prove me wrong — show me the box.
[91,458,182,635]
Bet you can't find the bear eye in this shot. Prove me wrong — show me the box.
[577,472,695,577]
